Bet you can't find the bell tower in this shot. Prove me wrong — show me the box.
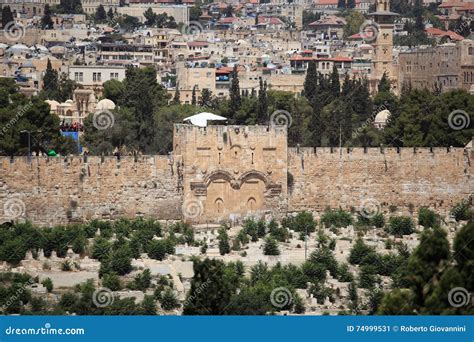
[370,0,398,93]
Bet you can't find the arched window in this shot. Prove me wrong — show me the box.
[215,198,224,214]
[247,197,256,212]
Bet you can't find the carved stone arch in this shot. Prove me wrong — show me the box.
[204,170,236,188]
[238,170,270,188]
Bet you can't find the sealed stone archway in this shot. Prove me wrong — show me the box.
[174,124,288,223]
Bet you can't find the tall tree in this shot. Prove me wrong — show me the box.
[43,59,58,97]
[329,65,340,97]
[2,6,14,28]
[378,72,391,93]
[183,258,236,315]
[256,79,268,124]
[172,82,180,105]
[41,5,54,29]
[199,88,212,107]
[229,65,241,120]
[95,5,107,22]
[144,7,157,26]
[107,7,114,21]
[303,61,318,101]
[191,85,197,106]
[224,4,233,18]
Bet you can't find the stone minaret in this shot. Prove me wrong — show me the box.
[370,0,398,92]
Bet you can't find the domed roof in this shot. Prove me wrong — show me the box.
[96,98,116,110]
[374,109,391,123]
[8,44,29,51]
[45,100,60,110]
[65,99,73,103]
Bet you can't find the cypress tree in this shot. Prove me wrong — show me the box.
[256,78,268,124]
[41,5,54,29]
[191,85,197,106]
[43,59,58,96]
[329,65,340,97]
[2,6,14,28]
[229,65,241,119]
[172,82,180,105]
[303,61,318,101]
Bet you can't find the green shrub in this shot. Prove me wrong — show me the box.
[91,237,112,261]
[418,207,439,228]
[107,247,133,275]
[102,272,121,291]
[243,219,259,242]
[348,239,375,265]
[337,262,354,282]
[371,213,385,228]
[217,228,230,255]
[263,237,280,256]
[41,277,53,293]
[388,216,415,236]
[160,288,180,311]
[268,219,289,242]
[147,240,168,260]
[358,265,378,289]
[281,211,316,234]
[450,200,473,221]
[320,208,353,228]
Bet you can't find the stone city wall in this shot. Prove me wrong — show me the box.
[0,155,182,226]
[0,146,472,226]
[287,147,473,216]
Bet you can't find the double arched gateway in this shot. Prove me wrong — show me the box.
[189,169,282,219]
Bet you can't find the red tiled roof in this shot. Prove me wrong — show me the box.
[187,41,209,47]
[218,17,239,24]
[438,1,464,8]
[458,3,474,10]
[348,32,374,39]
[257,16,284,25]
[425,27,464,41]
[445,30,464,41]
[290,56,353,62]
[425,27,446,35]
